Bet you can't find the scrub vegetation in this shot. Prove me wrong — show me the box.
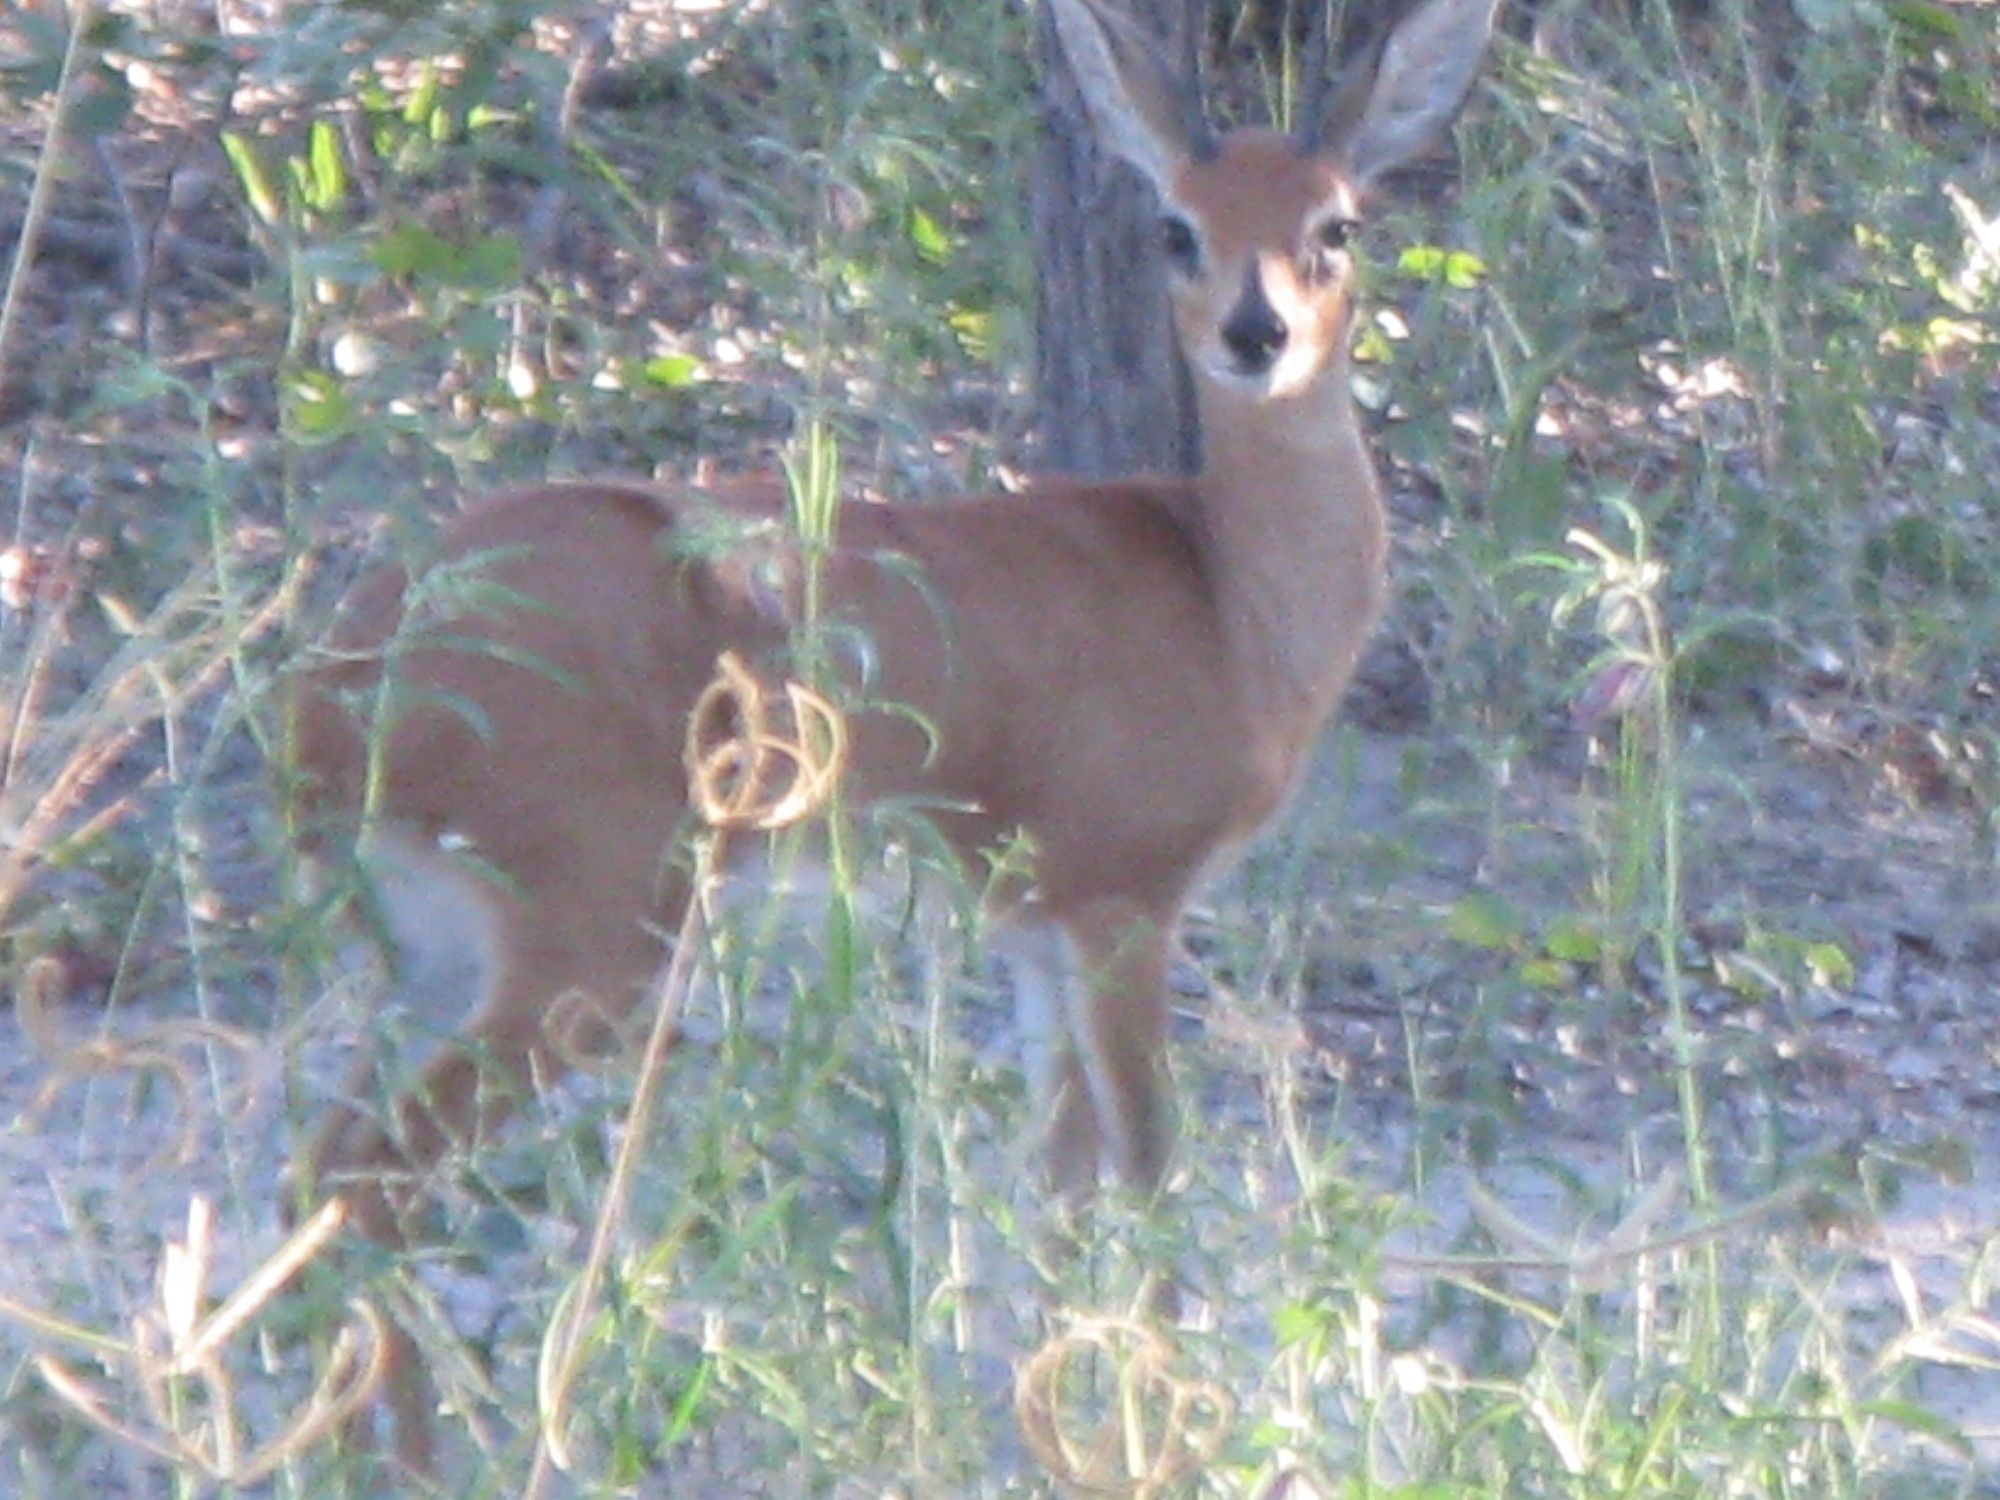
[0,0,1997,1494]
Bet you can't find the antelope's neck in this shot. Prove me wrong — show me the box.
[1192,370,1389,728]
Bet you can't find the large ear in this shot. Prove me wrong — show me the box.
[1047,0,1212,196]
[1335,0,1499,192]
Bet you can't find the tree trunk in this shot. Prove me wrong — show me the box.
[1031,0,1200,481]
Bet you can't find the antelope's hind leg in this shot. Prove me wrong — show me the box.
[311,828,683,1223]
[306,824,680,1471]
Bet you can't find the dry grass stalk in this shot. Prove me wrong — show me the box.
[524,652,848,1494]
[27,1196,387,1484]
[0,556,309,930]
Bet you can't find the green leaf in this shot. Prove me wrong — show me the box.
[369,224,521,292]
[221,130,285,227]
[1544,920,1604,964]
[370,223,453,278]
[907,206,953,265]
[286,368,352,440]
[1516,957,1574,990]
[1803,941,1854,989]
[1270,1300,1329,1348]
[1447,891,1525,950]
[1352,323,1397,364]
[1397,243,1488,289]
[304,117,346,214]
[1855,1398,1973,1455]
[1884,0,1961,36]
[640,354,704,388]
[660,1356,714,1444]
[404,60,441,127]
[948,307,993,358]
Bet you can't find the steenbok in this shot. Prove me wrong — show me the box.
[291,0,1497,1469]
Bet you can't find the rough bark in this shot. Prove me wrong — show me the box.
[1031,0,1201,481]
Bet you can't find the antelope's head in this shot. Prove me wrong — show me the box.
[1052,0,1498,401]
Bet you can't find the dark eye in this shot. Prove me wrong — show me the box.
[1316,217,1358,250]
[1305,217,1358,281]
[1159,214,1202,274]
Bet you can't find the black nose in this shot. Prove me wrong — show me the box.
[1221,270,1287,374]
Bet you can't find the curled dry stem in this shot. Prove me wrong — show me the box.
[685,649,849,831]
[1014,1313,1233,1498]
[17,954,256,1170]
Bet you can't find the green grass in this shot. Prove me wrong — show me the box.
[1,0,1997,1494]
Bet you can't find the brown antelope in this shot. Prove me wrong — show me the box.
[290,0,1497,1468]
